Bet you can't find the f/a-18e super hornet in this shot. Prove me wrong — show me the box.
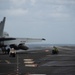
[0,17,45,51]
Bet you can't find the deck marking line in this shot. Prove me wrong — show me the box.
[5,60,10,64]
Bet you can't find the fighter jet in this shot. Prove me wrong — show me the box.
[0,17,45,51]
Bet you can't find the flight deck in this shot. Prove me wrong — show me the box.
[0,46,75,75]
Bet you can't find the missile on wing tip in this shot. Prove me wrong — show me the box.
[42,38,46,40]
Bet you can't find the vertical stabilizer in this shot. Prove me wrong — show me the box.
[0,17,6,37]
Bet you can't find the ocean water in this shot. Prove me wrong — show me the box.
[26,44,75,49]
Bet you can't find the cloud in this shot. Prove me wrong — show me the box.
[49,5,70,18]
[10,0,27,7]
[46,0,75,5]
[56,0,75,4]
[34,4,71,20]
[6,0,36,16]
[0,0,29,16]
[0,0,74,19]
[49,12,70,18]
[5,8,28,16]
[10,0,36,7]
[30,0,36,5]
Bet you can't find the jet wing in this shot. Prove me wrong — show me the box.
[3,37,46,45]
[0,37,16,41]
[16,38,46,42]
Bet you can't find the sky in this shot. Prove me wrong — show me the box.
[0,0,75,44]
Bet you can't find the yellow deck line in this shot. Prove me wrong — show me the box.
[5,60,11,64]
